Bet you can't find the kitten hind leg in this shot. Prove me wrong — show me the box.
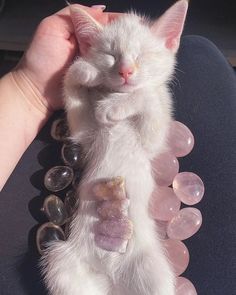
[41,241,110,295]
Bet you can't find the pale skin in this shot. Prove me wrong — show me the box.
[0,4,120,191]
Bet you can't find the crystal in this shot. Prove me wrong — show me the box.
[163,239,189,276]
[92,177,126,201]
[42,195,68,225]
[96,217,133,240]
[61,142,82,168]
[65,189,77,216]
[44,166,74,192]
[167,208,202,240]
[51,117,70,141]
[150,186,181,221]
[95,234,128,253]
[168,121,194,157]
[176,277,197,295]
[36,222,65,255]
[97,199,129,219]
[173,172,204,205]
[152,152,179,186]
[155,220,168,240]
[72,170,82,188]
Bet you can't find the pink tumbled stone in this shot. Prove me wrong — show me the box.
[155,221,168,240]
[95,234,128,253]
[150,187,181,221]
[176,277,197,295]
[163,239,189,276]
[167,208,202,240]
[168,121,194,157]
[173,172,204,205]
[152,152,179,186]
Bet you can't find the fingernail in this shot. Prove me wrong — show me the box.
[91,5,106,11]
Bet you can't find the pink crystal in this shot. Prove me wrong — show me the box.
[173,172,205,205]
[150,187,181,221]
[163,239,189,276]
[152,152,179,186]
[96,217,133,240]
[97,199,129,219]
[95,234,128,253]
[176,277,197,295]
[168,121,194,157]
[167,208,202,240]
[155,220,168,240]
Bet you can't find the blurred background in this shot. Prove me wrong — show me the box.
[0,0,236,76]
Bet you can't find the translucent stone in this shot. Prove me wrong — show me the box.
[163,239,189,276]
[168,121,194,157]
[95,234,128,253]
[150,187,181,221]
[176,277,197,295]
[51,117,70,141]
[42,195,68,225]
[155,220,168,240]
[167,208,202,240]
[64,190,77,216]
[173,172,205,205]
[61,142,82,168]
[72,170,82,188]
[97,199,130,219]
[152,152,179,186]
[93,177,126,201]
[44,166,74,192]
[96,217,133,240]
[36,222,65,255]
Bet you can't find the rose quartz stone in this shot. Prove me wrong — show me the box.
[95,234,128,253]
[163,239,189,276]
[96,217,133,240]
[173,172,205,205]
[150,187,181,221]
[167,208,202,240]
[176,277,197,295]
[155,220,168,240]
[152,152,179,186]
[97,199,129,219]
[168,121,194,157]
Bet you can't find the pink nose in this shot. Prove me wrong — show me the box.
[119,66,134,80]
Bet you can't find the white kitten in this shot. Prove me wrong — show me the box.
[41,1,188,294]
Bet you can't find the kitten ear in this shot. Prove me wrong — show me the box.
[70,6,103,55]
[151,0,188,52]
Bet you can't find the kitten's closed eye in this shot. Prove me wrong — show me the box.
[103,53,116,68]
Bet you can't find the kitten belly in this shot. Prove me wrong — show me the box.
[68,123,157,271]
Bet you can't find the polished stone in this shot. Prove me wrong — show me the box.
[173,172,205,205]
[93,177,126,201]
[167,208,202,240]
[36,222,65,255]
[168,121,195,157]
[152,152,179,186]
[97,199,129,219]
[61,142,82,168]
[64,189,77,216]
[42,195,68,225]
[176,277,197,295]
[44,166,74,192]
[51,117,70,141]
[95,234,128,253]
[150,186,181,221]
[163,239,190,276]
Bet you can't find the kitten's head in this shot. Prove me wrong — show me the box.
[71,0,188,92]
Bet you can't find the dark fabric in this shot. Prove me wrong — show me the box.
[0,35,236,295]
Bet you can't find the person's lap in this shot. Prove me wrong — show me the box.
[0,35,235,295]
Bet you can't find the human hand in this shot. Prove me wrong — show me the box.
[14,5,120,113]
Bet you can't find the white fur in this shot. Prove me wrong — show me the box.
[41,2,188,294]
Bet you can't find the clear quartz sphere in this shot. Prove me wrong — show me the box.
[42,195,68,226]
[61,142,82,168]
[44,166,74,192]
[36,222,65,255]
[51,117,70,141]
